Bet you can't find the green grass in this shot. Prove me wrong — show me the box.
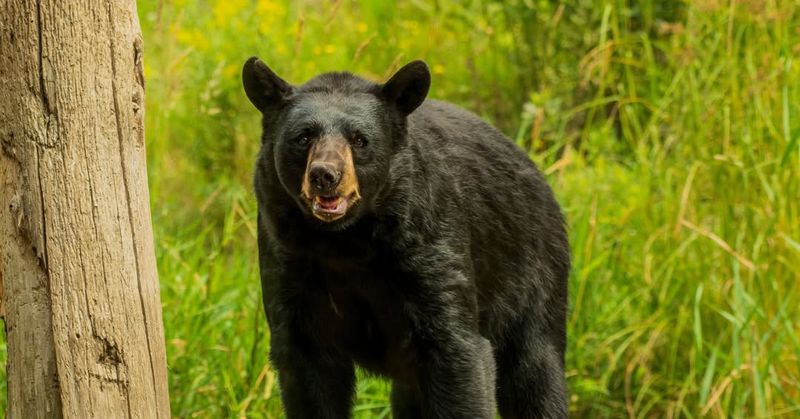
[2,0,799,417]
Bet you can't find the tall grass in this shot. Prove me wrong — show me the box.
[1,0,798,417]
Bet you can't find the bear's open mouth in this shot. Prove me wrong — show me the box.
[310,193,355,220]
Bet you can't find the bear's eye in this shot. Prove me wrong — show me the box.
[296,135,312,146]
[352,134,368,148]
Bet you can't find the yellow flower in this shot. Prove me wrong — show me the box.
[176,28,210,51]
[277,44,288,55]
[324,44,336,54]
[213,0,246,27]
[257,0,286,16]
[357,22,368,33]
[223,64,238,79]
[433,64,446,75]
[255,0,285,33]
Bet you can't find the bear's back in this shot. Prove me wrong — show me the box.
[405,99,569,336]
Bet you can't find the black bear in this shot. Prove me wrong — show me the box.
[242,57,570,419]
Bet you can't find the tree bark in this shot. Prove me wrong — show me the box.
[0,1,170,417]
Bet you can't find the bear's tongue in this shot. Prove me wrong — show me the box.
[319,196,338,209]
[317,196,342,211]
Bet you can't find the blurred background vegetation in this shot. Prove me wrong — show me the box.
[2,0,799,417]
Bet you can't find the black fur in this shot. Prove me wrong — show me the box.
[243,57,570,419]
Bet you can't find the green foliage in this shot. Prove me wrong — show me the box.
[2,0,799,417]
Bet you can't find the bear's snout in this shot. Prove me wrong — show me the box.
[300,135,362,222]
[308,162,341,194]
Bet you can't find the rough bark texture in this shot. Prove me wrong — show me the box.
[0,0,170,417]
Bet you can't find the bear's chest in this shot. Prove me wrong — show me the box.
[307,254,416,380]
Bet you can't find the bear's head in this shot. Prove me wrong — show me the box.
[243,58,430,230]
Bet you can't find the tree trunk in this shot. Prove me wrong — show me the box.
[0,1,170,417]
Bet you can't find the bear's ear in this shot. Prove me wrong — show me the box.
[242,57,292,112]
[381,60,431,115]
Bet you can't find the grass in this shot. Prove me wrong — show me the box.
[2,0,799,417]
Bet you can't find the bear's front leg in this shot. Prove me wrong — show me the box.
[269,335,356,419]
[258,229,356,419]
[417,331,496,418]
[397,260,497,419]
[391,328,496,419]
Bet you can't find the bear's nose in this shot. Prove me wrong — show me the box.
[308,162,341,193]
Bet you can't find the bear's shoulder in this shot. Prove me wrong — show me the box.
[405,99,526,165]
[408,100,504,141]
